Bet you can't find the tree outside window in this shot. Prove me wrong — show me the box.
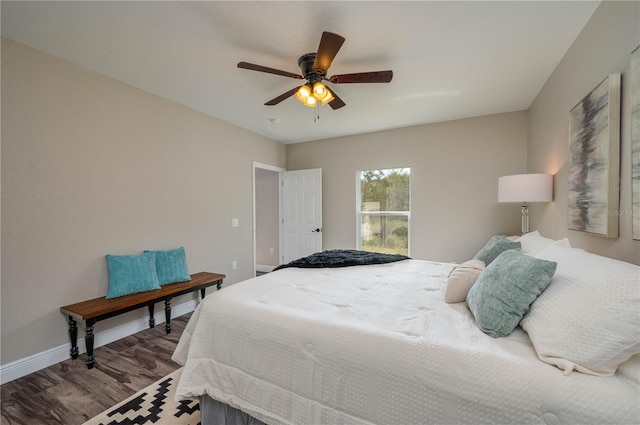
[358,168,410,255]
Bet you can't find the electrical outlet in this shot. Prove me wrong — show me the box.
[232,260,237,270]
[269,247,274,255]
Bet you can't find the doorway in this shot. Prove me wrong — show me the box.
[253,162,284,276]
[253,163,323,276]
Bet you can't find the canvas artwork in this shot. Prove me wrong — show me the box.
[631,46,640,240]
[568,73,621,237]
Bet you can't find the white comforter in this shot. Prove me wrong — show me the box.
[173,260,640,424]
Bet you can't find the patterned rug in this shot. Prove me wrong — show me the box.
[83,368,200,425]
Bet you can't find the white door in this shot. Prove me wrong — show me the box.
[282,169,322,263]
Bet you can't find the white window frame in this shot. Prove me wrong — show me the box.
[356,168,411,256]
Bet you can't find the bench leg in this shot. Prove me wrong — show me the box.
[216,281,222,290]
[164,298,172,334]
[200,288,206,299]
[85,319,96,369]
[68,316,79,360]
[148,304,155,328]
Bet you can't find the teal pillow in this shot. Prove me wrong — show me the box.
[466,249,557,338]
[105,252,161,299]
[144,247,190,285]
[473,235,521,265]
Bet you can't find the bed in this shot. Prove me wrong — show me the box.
[172,236,640,425]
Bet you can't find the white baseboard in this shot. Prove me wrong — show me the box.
[0,299,198,384]
[256,264,276,273]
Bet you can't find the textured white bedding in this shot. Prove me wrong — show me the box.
[173,260,640,425]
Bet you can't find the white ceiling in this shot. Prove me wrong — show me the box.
[1,1,599,144]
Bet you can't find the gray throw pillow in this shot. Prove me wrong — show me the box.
[467,249,557,338]
[472,235,521,265]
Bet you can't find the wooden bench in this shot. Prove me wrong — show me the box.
[60,271,225,369]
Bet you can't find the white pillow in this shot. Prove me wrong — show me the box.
[520,244,640,376]
[444,260,485,303]
[515,231,571,256]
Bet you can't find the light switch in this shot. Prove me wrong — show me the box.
[232,218,239,227]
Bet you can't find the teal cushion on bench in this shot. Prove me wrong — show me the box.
[144,247,190,285]
[105,252,161,299]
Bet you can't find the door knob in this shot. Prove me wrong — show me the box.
[312,228,322,233]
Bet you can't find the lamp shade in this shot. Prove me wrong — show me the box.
[498,174,553,203]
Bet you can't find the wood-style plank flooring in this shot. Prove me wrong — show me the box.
[1,313,191,425]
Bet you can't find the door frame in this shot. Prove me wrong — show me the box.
[252,161,285,277]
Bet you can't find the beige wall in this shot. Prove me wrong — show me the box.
[287,111,528,263]
[527,1,640,265]
[1,38,286,365]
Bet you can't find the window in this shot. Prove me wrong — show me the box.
[357,168,410,256]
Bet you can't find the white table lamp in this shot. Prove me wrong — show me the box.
[498,174,553,235]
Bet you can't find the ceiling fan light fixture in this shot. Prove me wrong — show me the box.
[299,84,311,98]
[304,95,317,107]
[295,84,312,105]
[296,81,333,106]
[319,90,335,105]
[312,82,328,99]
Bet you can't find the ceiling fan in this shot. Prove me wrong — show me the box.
[237,31,393,110]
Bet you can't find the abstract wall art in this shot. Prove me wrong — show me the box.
[631,46,640,240]
[568,73,621,238]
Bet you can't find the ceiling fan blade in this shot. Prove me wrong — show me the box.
[326,87,346,110]
[265,86,301,106]
[313,32,346,75]
[329,70,393,84]
[238,62,303,79]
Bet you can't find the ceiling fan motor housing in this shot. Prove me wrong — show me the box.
[298,53,323,83]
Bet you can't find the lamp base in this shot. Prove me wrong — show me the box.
[521,203,530,235]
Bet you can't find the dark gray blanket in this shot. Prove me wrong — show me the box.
[273,249,410,271]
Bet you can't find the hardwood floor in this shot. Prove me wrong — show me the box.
[1,313,191,425]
